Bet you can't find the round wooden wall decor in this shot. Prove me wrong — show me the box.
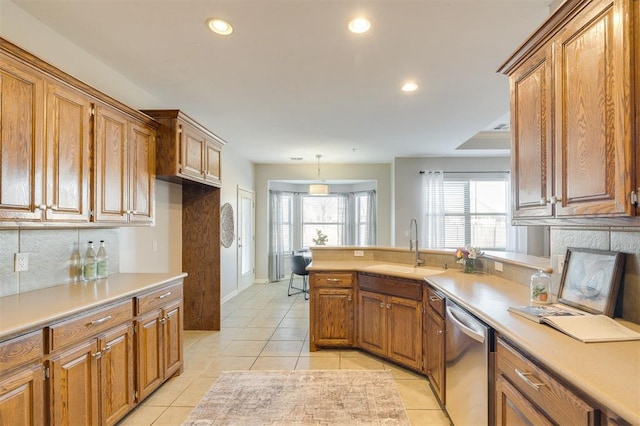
[220,202,234,248]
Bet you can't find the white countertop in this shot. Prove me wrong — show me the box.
[0,272,187,341]
[308,260,640,425]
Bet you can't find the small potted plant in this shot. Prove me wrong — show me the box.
[455,246,483,273]
[313,229,328,245]
[531,285,548,302]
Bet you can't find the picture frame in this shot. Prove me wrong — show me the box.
[557,247,625,317]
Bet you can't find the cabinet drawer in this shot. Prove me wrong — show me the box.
[135,282,183,315]
[0,330,43,373]
[312,273,354,287]
[426,287,445,318]
[359,273,422,301]
[47,300,133,352]
[496,337,597,425]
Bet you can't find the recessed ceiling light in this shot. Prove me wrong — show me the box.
[348,17,371,34]
[207,18,233,35]
[401,82,419,92]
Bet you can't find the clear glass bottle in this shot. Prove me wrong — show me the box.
[96,240,109,279]
[82,241,97,281]
[530,269,551,305]
[70,242,82,282]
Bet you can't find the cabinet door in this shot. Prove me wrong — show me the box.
[510,45,553,219]
[357,290,386,356]
[127,120,155,224]
[312,288,354,347]
[387,296,422,370]
[180,123,205,180]
[162,300,183,379]
[136,310,163,401]
[43,80,92,222]
[554,0,635,217]
[49,339,99,426]
[495,375,553,426]
[0,363,44,426]
[426,310,445,402]
[94,104,128,223]
[203,139,221,185]
[99,324,134,426]
[0,52,44,221]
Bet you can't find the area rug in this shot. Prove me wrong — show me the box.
[183,370,410,425]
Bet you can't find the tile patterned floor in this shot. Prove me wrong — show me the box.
[118,280,451,425]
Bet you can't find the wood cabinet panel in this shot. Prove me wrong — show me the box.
[204,140,221,184]
[0,52,44,221]
[0,330,42,373]
[495,375,553,426]
[135,282,183,315]
[181,125,205,179]
[553,0,634,217]
[425,309,445,402]
[49,339,99,426]
[359,273,422,300]
[387,296,422,370]
[510,45,553,219]
[127,121,155,224]
[358,290,386,356]
[163,301,183,378]
[0,363,44,426]
[99,323,134,426]
[43,80,92,222]
[136,310,163,401]
[312,273,354,287]
[312,288,354,348]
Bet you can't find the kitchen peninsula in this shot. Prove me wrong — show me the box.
[307,246,640,425]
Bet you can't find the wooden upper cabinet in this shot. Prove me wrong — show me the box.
[44,79,92,222]
[142,109,224,187]
[499,0,638,223]
[94,103,155,224]
[553,0,634,217]
[510,45,553,219]
[0,52,44,221]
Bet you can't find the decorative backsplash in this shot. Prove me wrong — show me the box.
[0,228,120,297]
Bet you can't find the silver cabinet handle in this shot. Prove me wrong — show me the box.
[515,368,545,391]
[429,296,441,302]
[386,304,391,309]
[89,315,112,326]
[158,291,172,300]
[91,351,102,359]
[326,278,342,283]
[379,302,385,308]
[437,329,443,335]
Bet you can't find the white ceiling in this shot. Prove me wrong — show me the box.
[10,0,550,164]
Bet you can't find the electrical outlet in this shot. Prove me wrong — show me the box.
[15,253,29,272]
[152,240,158,252]
[353,250,364,257]
[557,254,566,273]
[494,261,503,272]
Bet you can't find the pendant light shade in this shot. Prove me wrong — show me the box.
[309,154,328,195]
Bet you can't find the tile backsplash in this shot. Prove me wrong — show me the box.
[0,228,120,297]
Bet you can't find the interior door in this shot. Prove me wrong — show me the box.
[237,187,255,291]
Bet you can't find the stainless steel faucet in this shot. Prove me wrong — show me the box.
[409,218,424,267]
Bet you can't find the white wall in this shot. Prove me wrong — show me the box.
[254,163,391,282]
[219,146,255,301]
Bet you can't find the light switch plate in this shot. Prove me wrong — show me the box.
[494,261,503,272]
[353,250,364,257]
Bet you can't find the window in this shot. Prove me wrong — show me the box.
[301,195,346,247]
[355,192,371,246]
[280,193,294,253]
[443,177,507,249]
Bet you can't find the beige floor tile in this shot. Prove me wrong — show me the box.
[260,339,304,356]
[384,362,426,380]
[298,344,341,358]
[117,405,166,426]
[149,406,193,425]
[232,327,276,340]
[285,309,310,319]
[337,348,369,358]
[227,308,263,318]
[171,377,217,407]
[406,409,451,426]
[251,356,298,370]
[395,379,442,410]
[340,355,386,370]
[278,317,309,329]
[220,316,253,328]
[247,316,283,328]
[140,374,195,406]
[221,340,267,356]
[295,357,341,370]
[259,308,289,318]
[206,356,256,376]
[270,327,308,340]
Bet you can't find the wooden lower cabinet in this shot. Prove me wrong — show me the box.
[136,295,184,401]
[99,324,135,426]
[0,363,45,425]
[49,339,99,425]
[311,288,354,348]
[358,290,422,371]
[495,336,598,425]
[424,286,445,403]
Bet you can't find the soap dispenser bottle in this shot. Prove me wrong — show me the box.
[530,269,551,305]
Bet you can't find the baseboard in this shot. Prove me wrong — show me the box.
[221,290,239,304]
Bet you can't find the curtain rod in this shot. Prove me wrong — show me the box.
[419,170,510,174]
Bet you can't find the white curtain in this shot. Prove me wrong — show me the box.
[269,190,286,281]
[422,171,445,248]
[336,193,350,245]
[505,178,528,253]
[366,190,377,245]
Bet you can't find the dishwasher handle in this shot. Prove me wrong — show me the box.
[446,304,485,344]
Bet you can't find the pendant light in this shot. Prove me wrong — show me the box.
[309,154,329,196]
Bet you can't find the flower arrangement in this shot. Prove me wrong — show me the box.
[312,229,328,245]
[456,246,483,273]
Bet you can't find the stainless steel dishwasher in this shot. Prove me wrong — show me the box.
[445,299,493,426]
